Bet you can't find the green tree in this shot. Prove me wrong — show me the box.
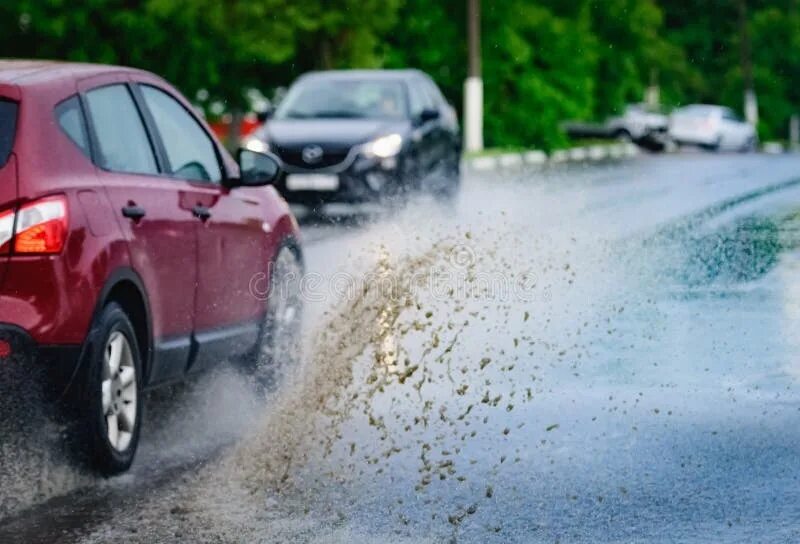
[383,0,465,112]
[588,0,680,116]
[481,1,598,149]
[0,0,401,109]
[727,5,800,139]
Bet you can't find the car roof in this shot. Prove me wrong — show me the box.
[298,69,428,82]
[0,59,148,86]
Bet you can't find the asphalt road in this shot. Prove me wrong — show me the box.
[3,152,800,543]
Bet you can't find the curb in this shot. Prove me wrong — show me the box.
[464,142,640,172]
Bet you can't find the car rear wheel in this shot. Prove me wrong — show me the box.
[75,302,143,475]
[740,136,757,153]
[243,243,304,392]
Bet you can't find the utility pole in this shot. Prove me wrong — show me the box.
[645,68,660,108]
[464,0,483,152]
[738,0,758,126]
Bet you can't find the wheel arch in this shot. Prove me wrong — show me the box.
[93,268,153,384]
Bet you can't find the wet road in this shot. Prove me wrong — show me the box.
[4,152,800,543]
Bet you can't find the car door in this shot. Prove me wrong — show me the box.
[136,83,272,374]
[79,78,202,385]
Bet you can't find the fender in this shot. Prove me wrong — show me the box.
[59,267,153,402]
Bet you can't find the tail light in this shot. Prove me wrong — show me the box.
[702,117,717,131]
[0,195,68,255]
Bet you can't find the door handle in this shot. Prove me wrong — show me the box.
[192,205,211,221]
[121,204,146,221]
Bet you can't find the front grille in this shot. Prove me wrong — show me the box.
[274,145,351,169]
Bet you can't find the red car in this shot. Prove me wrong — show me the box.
[0,61,303,474]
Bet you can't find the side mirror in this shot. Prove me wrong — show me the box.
[418,108,440,124]
[231,149,281,187]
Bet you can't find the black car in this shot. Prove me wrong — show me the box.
[245,70,461,206]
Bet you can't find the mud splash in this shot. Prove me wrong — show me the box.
[109,214,623,542]
[0,357,92,519]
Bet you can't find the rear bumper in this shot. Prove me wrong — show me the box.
[0,323,83,403]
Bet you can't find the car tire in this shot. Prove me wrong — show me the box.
[434,151,461,201]
[702,136,722,152]
[385,159,418,204]
[73,302,143,475]
[241,241,304,392]
[740,136,757,153]
[614,129,632,142]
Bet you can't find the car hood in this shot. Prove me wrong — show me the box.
[263,119,411,150]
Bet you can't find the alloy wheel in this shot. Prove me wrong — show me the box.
[101,331,137,452]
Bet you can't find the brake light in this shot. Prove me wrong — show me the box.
[0,196,68,255]
[0,340,10,358]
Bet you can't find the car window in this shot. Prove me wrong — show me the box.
[0,99,17,168]
[140,85,222,183]
[420,77,445,108]
[84,84,158,175]
[722,109,740,122]
[407,81,432,117]
[55,96,90,159]
[677,105,715,118]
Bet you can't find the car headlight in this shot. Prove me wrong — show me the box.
[362,133,403,159]
[243,137,270,154]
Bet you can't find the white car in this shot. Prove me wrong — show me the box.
[669,104,757,151]
[606,103,669,141]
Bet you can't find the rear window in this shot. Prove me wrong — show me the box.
[677,105,717,117]
[55,96,91,159]
[0,100,18,167]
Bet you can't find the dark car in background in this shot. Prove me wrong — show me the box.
[244,70,461,208]
[0,61,301,475]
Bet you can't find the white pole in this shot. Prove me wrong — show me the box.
[744,88,759,126]
[464,0,483,152]
[464,77,483,152]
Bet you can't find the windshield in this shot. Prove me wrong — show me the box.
[274,79,407,120]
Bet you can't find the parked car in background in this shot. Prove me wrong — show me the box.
[669,104,757,151]
[606,103,669,143]
[562,103,669,151]
[0,61,302,475]
[243,69,461,208]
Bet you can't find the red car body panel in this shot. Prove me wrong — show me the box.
[0,61,299,395]
[0,155,19,285]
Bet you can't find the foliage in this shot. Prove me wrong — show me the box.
[0,0,797,146]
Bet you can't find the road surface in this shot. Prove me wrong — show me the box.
[3,152,800,543]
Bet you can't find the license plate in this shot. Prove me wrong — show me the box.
[286,174,339,191]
